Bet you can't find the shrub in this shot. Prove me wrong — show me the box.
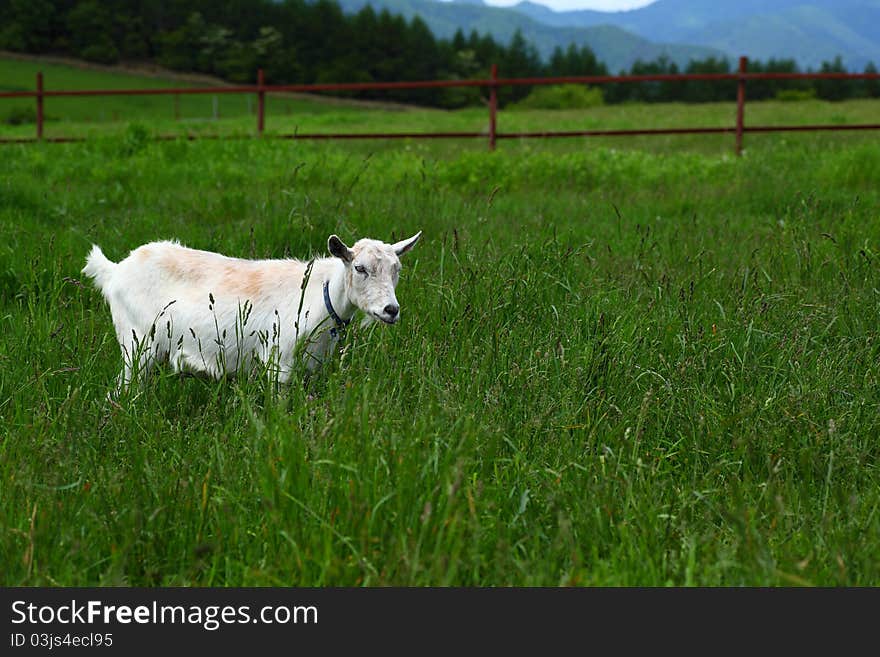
[120,123,150,156]
[775,88,816,102]
[80,41,120,65]
[513,85,604,110]
[4,106,37,125]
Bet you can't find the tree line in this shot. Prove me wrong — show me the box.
[605,55,880,103]
[2,0,878,106]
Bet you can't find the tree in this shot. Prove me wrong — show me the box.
[253,27,296,83]
[501,29,542,103]
[156,11,208,71]
[66,1,119,64]
[747,58,804,101]
[402,17,442,104]
[815,56,853,101]
[217,40,257,82]
[628,56,679,102]
[0,0,56,52]
[862,62,880,98]
[549,43,606,77]
[452,28,466,53]
[682,57,732,103]
[114,12,150,60]
[196,22,233,75]
[0,0,635,110]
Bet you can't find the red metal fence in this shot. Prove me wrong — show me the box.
[2,56,880,154]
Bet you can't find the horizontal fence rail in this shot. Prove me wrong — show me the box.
[2,57,880,153]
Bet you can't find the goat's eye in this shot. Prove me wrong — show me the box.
[355,265,367,275]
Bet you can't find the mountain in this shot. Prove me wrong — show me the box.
[506,0,880,70]
[333,0,725,72]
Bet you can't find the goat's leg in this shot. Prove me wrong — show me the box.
[112,329,158,398]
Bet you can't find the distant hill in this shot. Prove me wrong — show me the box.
[334,0,725,72]
[507,0,880,70]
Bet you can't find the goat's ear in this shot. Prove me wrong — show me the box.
[328,235,353,263]
[392,231,422,257]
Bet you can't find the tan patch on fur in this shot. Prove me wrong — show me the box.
[221,266,265,299]
[161,250,206,282]
[155,246,306,301]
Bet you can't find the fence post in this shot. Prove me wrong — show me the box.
[735,56,747,156]
[488,64,498,151]
[257,68,265,136]
[36,72,44,140]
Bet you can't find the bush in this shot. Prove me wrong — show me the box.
[80,41,120,65]
[513,85,604,110]
[775,88,816,102]
[437,83,483,109]
[120,123,150,156]
[4,106,36,125]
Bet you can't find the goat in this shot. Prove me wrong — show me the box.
[82,232,421,393]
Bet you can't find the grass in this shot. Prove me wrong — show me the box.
[4,54,880,156]
[1,57,880,586]
[0,55,416,138]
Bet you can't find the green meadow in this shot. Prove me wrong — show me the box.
[1,57,879,585]
[4,55,880,154]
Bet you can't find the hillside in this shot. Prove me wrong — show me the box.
[334,0,723,72]
[507,0,880,69]
[0,53,415,132]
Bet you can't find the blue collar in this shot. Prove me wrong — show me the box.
[323,280,351,337]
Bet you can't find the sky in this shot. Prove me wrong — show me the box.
[483,0,656,11]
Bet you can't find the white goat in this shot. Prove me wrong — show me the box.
[82,232,421,392]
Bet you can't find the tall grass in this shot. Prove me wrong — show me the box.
[1,129,879,585]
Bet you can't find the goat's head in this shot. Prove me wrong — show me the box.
[328,231,421,324]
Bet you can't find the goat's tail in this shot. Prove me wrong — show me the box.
[82,245,117,294]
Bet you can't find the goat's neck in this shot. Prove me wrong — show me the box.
[325,260,356,322]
